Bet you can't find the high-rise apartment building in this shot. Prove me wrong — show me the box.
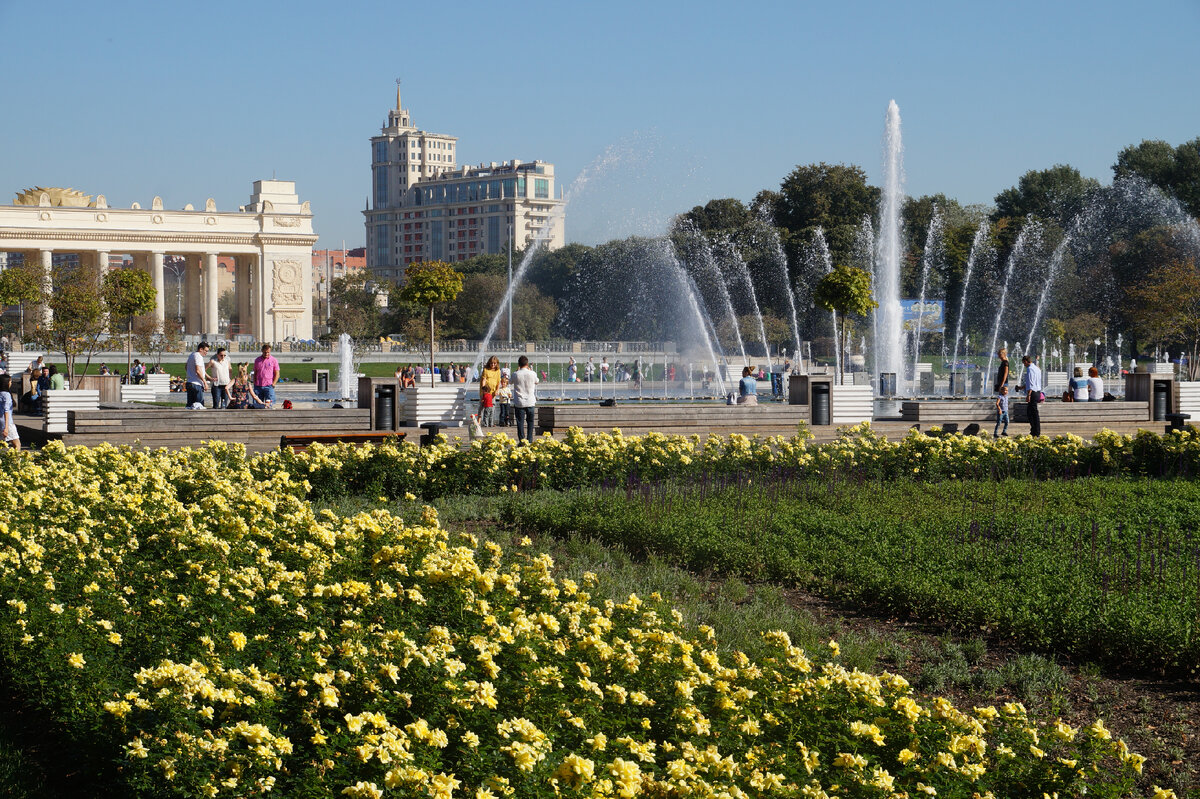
[364,88,565,280]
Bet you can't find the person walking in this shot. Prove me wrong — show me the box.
[0,374,20,450]
[994,348,1010,394]
[479,356,502,418]
[185,341,210,409]
[253,344,280,407]
[511,355,539,444]
[208,347,232,409]
[993,385,1010,437]
[1020,354,1043,436]
[496,375,513,426]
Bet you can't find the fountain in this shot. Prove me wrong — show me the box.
[337,333,356,401]
[757,212,803,357]
[716,237,770,361]
[873,100,905,386]
[911,206,945,387]
[811,228,840,380]
[949,221,993,395]
[985,220,1044,384]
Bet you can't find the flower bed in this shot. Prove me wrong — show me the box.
[256,424,1200,502]
[0,443,1157,797]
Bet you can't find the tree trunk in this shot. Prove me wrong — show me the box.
[429,305,436,388]
[127,317,133,379]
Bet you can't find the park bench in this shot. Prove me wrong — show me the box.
[63,407,373,453]
[536,404,811,437]
[280,431,406,452]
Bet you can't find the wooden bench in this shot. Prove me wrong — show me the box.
[902,400,1150,424]
[63,407,373,453]
[537,404,811,436]
[280,431,406,452]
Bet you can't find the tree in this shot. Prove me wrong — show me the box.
[992,164,1100,229]
[0,262,44,340]
[1126,259,1200,379]
[131,316,182,370]
[1114,137,1200,219]
[40,264,107,387]
[775,163,880,268]
[102,268,156,377]
[680,198,752,235]
[813,265,877,384]
[398,261,463,387]
[329,272,385,340]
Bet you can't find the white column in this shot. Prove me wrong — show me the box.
[236,257,252,337]
[39,249,53,325]
[184,255,201,334]
[204,253,219,337]
[150,252,165,328]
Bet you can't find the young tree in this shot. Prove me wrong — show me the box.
[41,264,107,387]
[131,316,182,371]
[397,261,463,387]
[329,272,386,340]
[814,264,877,384]
[102,268,156,377]
[0,262,45,340]
[1126,259,1200,380]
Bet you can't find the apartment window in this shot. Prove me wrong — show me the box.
[373,142,388,163]
[535,179,549,199]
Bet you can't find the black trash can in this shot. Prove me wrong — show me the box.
[374,385,396,430]
[879,372,897,397]
[1153,380,1169,421]
[812,382,831,426]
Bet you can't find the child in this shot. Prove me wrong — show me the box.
[495,376,513,426]
[480,386,495,427]
[994,385,1009,437]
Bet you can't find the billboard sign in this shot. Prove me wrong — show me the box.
[901,299,945,333]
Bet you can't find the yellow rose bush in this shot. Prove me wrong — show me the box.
[0,442,1152,796]
[254,424,1200,503]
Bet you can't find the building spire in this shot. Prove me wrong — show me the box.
[395,78,402,111]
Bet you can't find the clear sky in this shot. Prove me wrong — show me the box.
[3,0,1198,249]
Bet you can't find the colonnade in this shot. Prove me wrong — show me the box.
[21,247,261,339]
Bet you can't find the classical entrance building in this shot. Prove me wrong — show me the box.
[0,180,317,342]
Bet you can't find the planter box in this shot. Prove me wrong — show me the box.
[398,385,468,425]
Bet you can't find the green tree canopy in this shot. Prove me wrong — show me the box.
[992,164,1100,229]
[680,198,752,235]
[43,264,107,387]
[814,264,877,384]
[102,267,157,377]
[773,163,880,268]
[398,261,464,387]
[329,272,386,340]
[1114,137,1200,219]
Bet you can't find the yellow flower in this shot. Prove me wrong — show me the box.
[67,652,85,669]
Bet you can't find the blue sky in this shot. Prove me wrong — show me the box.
[3,0,1198,249]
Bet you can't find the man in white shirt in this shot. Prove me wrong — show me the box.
[1020,354,1043,436]
[186,342,210,409]
[511,355,540,444]
[208,347,232,409]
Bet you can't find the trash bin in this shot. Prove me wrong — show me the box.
[812,382,830,426]
[879,372,897,397]
[374,385,396,430]
[1153,380,1169,421]
[949,374,964,396]
[770,372,783,396]
[313,369,329,393]
[919,371,935,394]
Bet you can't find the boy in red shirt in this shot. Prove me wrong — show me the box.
[480,386,495,427]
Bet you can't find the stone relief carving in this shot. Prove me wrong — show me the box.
[152,214,164,224]
[205,198,216,212]
[271,260,304,307]
[273,216,301,227]
[152,196,163,210]
[183,204,194,211]
[205,217,217,225]
[300,201,311,214]
[95,213,108,222]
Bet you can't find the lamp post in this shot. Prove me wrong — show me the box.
[507,220,513,343]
